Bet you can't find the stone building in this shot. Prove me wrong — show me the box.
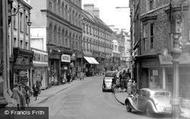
[130,0,190,106]
[30,0,82,85]
[82,4,113,75]
[9,0,33,89]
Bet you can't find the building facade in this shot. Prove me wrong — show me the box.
[130,0,190,107]
[123,32,131,67]
[82,5,113,75]
[9,0,33,89]
[31,28,49,89]
[30,0,82,84]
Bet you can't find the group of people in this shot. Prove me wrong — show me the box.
[113,69,136,95]
[12,79,41,109]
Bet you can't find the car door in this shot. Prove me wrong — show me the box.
[138,90,147,111]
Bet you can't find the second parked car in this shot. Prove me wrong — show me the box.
[102,71,117,92]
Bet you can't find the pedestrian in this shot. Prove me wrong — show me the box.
[21,82,32,107]
[32,82,40,101]
[66,70,71,83]
[12,83,26,109]
[127,79,133,95]
[132,80,137,95]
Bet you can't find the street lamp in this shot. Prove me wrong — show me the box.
[169,0,186,118]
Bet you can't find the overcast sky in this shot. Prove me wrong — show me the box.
[82,0,130,32]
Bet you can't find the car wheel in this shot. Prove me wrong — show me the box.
[125,102,132,112]
[145,104,152,117]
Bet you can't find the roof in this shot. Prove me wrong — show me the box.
[82,10,113,33]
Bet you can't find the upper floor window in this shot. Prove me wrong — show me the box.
[149,0,154,10]
[25,15,29,34]
[13,8,17,29]
[150,23,154,49]
[25,42,28,49]
[20,40,23,48]
[20,12,23,32]
[143,24,148,51]
[14,38,17,47]
[49,1,53,10]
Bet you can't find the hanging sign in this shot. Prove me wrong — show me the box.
[61,54,71,63]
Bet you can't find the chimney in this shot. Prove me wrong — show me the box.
[83,4,100,18]
[93,8,100,18]
[83,4,94,14]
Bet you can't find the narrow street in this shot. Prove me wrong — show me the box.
[33,76,171,119]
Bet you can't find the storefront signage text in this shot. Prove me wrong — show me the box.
[61,54,71,63]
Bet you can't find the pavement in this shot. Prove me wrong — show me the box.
[6,76,99,107]
[113,89,190,119]
[30,76,99,106]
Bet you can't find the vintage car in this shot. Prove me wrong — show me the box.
[102,71,117,92]
[125,88,173,116]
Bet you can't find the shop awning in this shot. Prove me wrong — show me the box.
[84,56,99,64]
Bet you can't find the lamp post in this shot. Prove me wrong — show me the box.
[171,32,182,119]
[170,1,184,118]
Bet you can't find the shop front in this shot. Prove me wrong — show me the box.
[61,54,71,83]
[49,50,60,85]
[84,56,99,76]
[32,48,48,89]
[75,51,83,79]
[11,48,33,88]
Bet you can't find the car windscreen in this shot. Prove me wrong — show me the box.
[154,92,170,97]
[105,72,116,77]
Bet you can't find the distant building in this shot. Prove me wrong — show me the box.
[82,4,113,75]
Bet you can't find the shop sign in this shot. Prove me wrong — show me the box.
[152,70,158,76]
[159,54,172,65]
[61,54,70,62]
[15,56,30,66]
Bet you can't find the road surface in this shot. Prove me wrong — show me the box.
[34,76,171,119]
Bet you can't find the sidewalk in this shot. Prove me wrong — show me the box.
[6,76,101,107]
[30,80,78,106]
[114,91,190,119]
[30,76,98,106]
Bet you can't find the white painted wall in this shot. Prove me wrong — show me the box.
[30,27,47,51]
[124,35,131,61]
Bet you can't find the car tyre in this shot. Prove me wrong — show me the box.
[125,101,132,112]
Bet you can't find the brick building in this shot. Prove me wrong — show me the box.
[30,0,83,85]
[130,0,190,104]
